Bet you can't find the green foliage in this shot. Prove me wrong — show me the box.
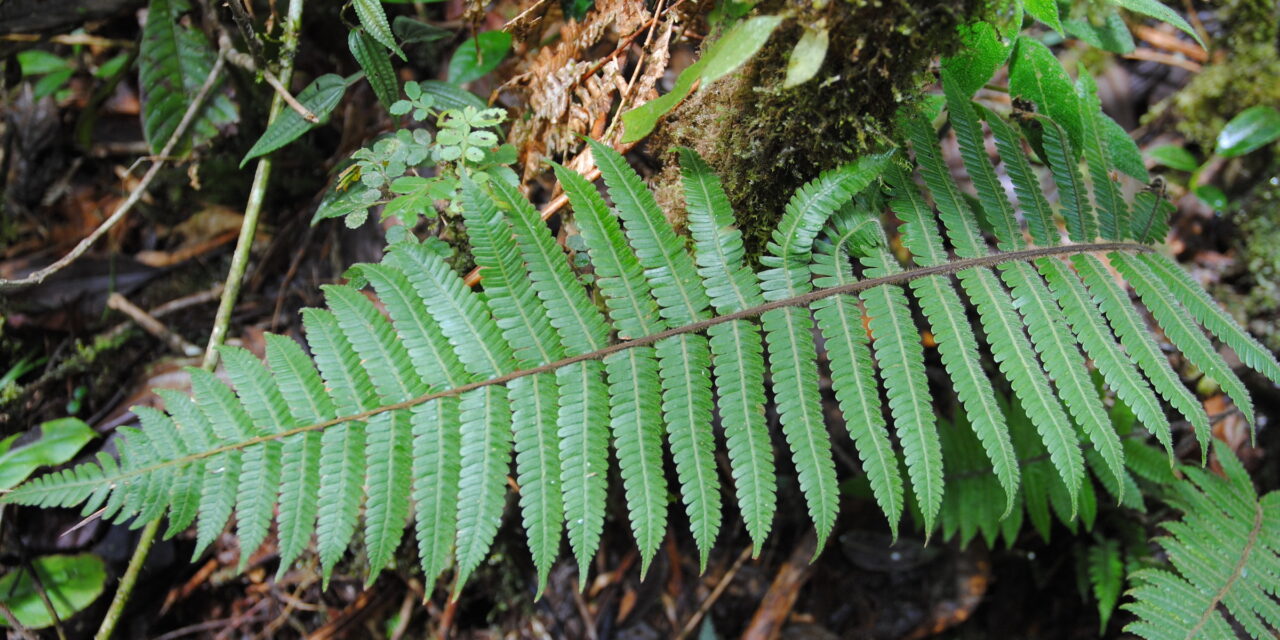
[447,31,513,85]
[350,29,400,109]
[8,68,1279,630]
[316,86,516,230]
[1216,105,1280,157]
[241,74,354,167]
[621,14,783,143]
[0,418,96,491]
[0,554,107,629]
[352,0,405,59]
[139,0,237,154]
[1124,442,1280,639]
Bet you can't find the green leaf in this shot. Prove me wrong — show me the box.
[353,0,406,59]
[783,26,829,89]
[1065,10,1136,54]
[621,15,782,143]
[1147,144,1199,171]
[350,29,399,109]
[413,80,488,112]
[241,74,350,167]
[1112,0,1205,48]
[0,418,95,491]
[1215,105,1280,157]
[1101,115,1150,181]
[393,16,451,45]
[1025,0,1064,32]
[139,0,237,154]
[941,20,1013,97]
[0,554,106,629]
[448,31,512,85]
[1193,183,1228,210]
[1009,35,1082,150]
[18,50,70,75]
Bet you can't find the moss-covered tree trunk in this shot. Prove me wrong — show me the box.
[648,0,984,259]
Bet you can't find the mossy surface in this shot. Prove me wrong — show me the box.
[649,0,984,261]
[1167,0,1280,151]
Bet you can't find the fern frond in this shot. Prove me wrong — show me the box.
[884,162,1018,517]
[976,104,1057,247]
[1124,442,1280,640]
[1111,253,1255,428]
[1072,255,1207,453]
[302,308,373,583]
[941,72,1022,251]
[322,285,419,579]
[1038,114,1098,243]
[153,389,211,538]
[217,345,290,570]
[508,373,562,595]
[849,208,944,533]
[454,385,514,586]
[1139,252,1280,386]
[903,115,1084,513]
[658,333,720,570]
[409,398,460,586]
[811,212,904,537]
[1036,259,1171,452]
[680,147,775,554]
[555,161,669,574]
[1076,70,1129,241]
[605,348,668,576]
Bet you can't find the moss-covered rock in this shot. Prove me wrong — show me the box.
[649,0,985,260]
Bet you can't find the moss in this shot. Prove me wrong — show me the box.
[1164,0,1280,151]
[649,0,985,260]
[1217,179,1280,352]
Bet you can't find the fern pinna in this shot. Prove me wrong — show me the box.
[7,71,1280,602]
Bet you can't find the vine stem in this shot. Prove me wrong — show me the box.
[20,241,1155,492]
[91,0,307,637]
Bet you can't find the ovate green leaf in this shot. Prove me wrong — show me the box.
[1216,105,1280,157]
[0,418,96,491]
[448,31,513,85]
[1147,144,1199,171]
[1111,0,1205,47]
[1025,0,1064,33]
[941,20,1013,97]
[783,26,828,88]
[1009,36,1082,150]
[353,0,406,59]
[0,554,106,629]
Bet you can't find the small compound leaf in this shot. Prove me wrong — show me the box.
[241,74,350,167]
[783,26,828,88]
[1216,105,1280,157]
[448,31,513,85]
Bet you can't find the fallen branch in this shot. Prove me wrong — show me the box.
[0,45,229,291]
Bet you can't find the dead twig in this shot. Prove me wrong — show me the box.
[741,531,818,640]
[674,546,752,640]
[0,602,39,640]
[1123,47,1203,73]
[107,292,202,356]
[224,44,318,123]
[0,45,230,291]
[1130,24,1207,62]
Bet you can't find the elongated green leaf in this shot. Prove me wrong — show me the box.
[414,80,488,112]
[1139,252,1280,385]
[1111,254,1255,428]
[411,398,460,586]
[605,348,667,576]
[350,29,398,109]
[1112,0,1205,47]
[941,20,1014,98]
[1216,105,1280,157]
[448,31,512,85]
[241,74,350,167]
[976,104,1057,247]
[784,26,829,88]
[1009,36,1081,150]
[1073,255,1209,452]
[1077,69,1129,241]
[454,385,513,586]
[510,373,562,595]
[0,418,96,491]
[812,213,903,535]
[556,360,611,579]
[1025,0,1064,32]
[353,0,405,59]
[658,333,720,570]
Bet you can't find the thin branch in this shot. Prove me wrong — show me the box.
[0,602,39,640]
[107,293,202,356]
[0,46,229,291]
[2,242,1154,493]
[224,45,318,123]
[1123,47,1202,73]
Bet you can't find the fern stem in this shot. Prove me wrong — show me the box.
[93,2,307,637]
[62,242,1155,487]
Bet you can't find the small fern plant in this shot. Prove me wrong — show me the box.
[5,69,1279,606]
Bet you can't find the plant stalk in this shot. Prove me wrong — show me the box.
[93,1,307,637]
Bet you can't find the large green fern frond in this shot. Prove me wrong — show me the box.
[9,73,1278,609]
[1124,442,1280,639]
